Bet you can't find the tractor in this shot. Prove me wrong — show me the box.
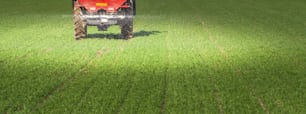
[72,0,136,40]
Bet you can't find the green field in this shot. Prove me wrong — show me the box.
[0,0,305,113]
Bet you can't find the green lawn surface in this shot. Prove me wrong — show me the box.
[0,0,305,113]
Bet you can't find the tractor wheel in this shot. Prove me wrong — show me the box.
[132,0,136,15]
[120,4,134,40]
[121,19,133,39]
[74,6,87,40]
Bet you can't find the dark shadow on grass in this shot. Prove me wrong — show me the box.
[85,30,163,40]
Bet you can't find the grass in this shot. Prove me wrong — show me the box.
[0,0,305,113]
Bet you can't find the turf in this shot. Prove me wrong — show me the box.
[0,0,305,113]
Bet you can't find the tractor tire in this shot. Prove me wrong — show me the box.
[133,0,136,15]
[121,19,133,39]
[121,2,134,40]
[74,6,87,40]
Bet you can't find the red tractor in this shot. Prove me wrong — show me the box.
[72,0,136,40]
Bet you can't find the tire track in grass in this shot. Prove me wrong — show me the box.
[72,17,164,112]
[111,26,167,113]
[188,16,225,114]
[33,40,127,113]
[177,27,211,113]
[160,27,170,114]
[42,54,98,99]
[31,41,122,111]
[70,46,118,111]
[192,14,225,113]
[71,46,125,113]
[214,89,224,114]
[114,41,142,114]
[115,80,132,114]
[213,84,225,114]
[251,91,269,114]
[32,52,101,110]
[72,41,131,114]
[199,20,225,114]
[210,63,225,114]
[200,20,242,113]
[190,24,213,113]
[200,20,269,113]
[160,17,213,113]
[57,39,130,113]
[70,49,112,109]
[162,18,207,112]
